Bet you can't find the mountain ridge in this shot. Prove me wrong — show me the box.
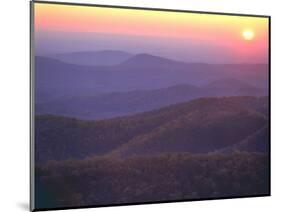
[35,54,268,103]
[35,96,269,163]
[36,78,267,120]
[48,50,133,66]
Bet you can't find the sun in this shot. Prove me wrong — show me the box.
[242,30,255,41]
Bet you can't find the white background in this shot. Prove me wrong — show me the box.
[0,0,280,211]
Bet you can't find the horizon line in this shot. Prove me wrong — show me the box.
[35,51,269,66]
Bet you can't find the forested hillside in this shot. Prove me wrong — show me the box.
[35,152,269,209]
[35,96,268,163]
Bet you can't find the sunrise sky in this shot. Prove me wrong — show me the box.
[34,2,269,63]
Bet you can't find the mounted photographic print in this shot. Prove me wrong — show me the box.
[30,1,270,211]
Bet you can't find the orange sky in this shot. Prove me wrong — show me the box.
[33,2,269,63]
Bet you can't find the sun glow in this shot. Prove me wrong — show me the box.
[242,30,255,40]
[34,2,268,62]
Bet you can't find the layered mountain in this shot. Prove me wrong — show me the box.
[49,50,133,66]
[36,78,266,120]
[34,54,268,103]
[203,78,266,95]
[35,96,269,164]
[35,84,200,119]
[34,49,270,209]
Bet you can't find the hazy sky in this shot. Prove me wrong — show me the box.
[34,2,269,64]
